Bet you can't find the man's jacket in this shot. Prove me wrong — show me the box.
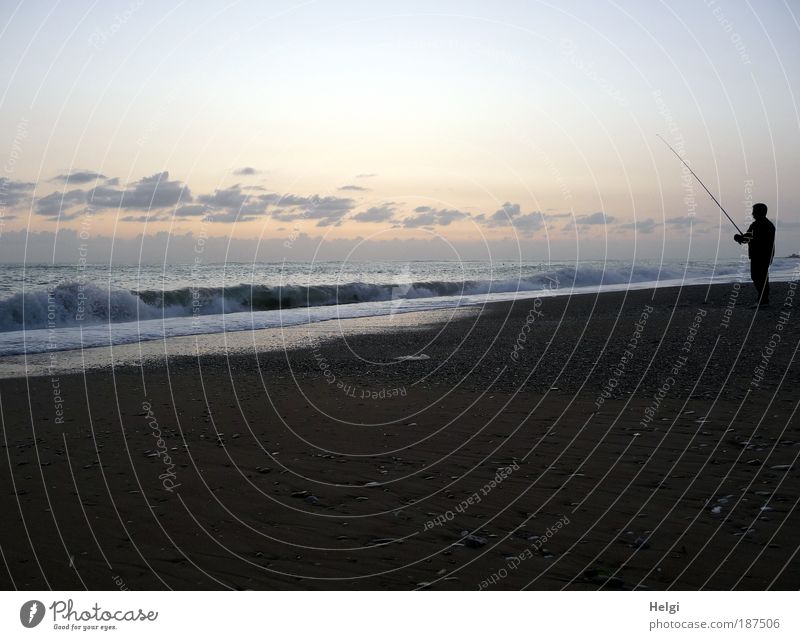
[744,217,776,264]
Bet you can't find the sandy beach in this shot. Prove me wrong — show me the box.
[1,281,798,590]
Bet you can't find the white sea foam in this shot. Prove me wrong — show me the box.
[0,259,795,356]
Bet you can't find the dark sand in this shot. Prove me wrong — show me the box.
[1,281,799,590]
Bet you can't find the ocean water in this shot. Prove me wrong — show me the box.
[0,259,797,356]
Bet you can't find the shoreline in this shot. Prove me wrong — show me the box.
[0,305,477,380]
[1,280,798,589]
[0,280,765,380]
[4,263,800,364]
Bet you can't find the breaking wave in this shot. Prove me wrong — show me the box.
[0,260,784,332]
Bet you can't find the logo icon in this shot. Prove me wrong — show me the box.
[20,600,45,628]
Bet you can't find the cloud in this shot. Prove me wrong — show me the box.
[473,204,514,224]
[173,204,209,218]
[87,171,190,209]
[195,185,276,221]
[35,189,87,218]
[664,215,695,228]
[271,194,356,226]
[203,210,255,223]
[338,184,369,191]
[32,179,364,225]
[474,202,545,233]
[233,167,258,175]
[617,218,659,233]
[198,184,252,209]
[402,207,469,228]
[36,172,191,218]
[0,179,34,207]
[352,204,397,223]
[507,212,545,232]
[316,217,343,227]
[121,213,171,222]
[52,170,107,185]
[493,202,521,219]
[355,173,377,178]
[575,211,616,225]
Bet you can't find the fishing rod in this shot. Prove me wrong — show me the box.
[656,134,743,235]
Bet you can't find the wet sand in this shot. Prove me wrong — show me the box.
[1,281,799,590]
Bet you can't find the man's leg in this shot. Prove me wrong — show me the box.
[751,261,769,304]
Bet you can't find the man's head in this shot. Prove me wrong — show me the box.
[752,202,768,219]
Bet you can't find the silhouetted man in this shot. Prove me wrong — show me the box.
[734,202,775,307]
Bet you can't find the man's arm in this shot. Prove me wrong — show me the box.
[735,223,755,244]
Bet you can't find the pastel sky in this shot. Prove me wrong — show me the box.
[1,0,798,262]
